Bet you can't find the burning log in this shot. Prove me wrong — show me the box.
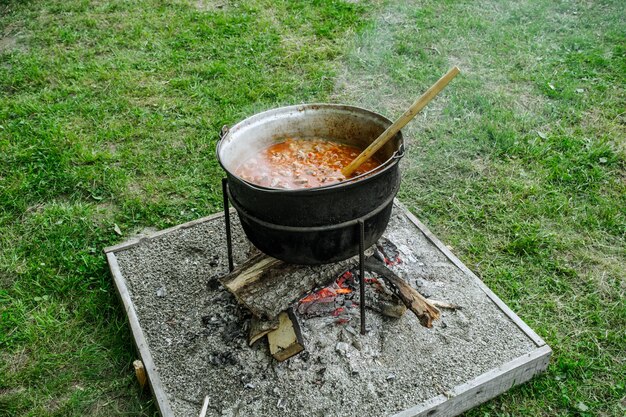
[219,252,357,320]
[363,272,407,318]
[295,269,407,321]
[363,257,440,327]
[296,288,340,318]
[267,309,304,361]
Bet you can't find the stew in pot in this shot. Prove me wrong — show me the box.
[235,138,382,189]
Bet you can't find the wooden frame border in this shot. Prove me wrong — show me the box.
[105,201,550,417]
[104,210,228,254]
[106,252,175,417]
[393,345,551,417]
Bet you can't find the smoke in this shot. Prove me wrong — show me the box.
[331,0,454,148]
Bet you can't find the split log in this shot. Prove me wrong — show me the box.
[248,316,279,346]
[364,257,440,327]
[267,309,304,361]
[219,252,358,320]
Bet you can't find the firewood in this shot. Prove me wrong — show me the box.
[370,297,407,318]
[219,252,357,320]
[267,309,304,361]
[363,258,440,327]
[429,299,462,310]
[365,275,407,318]
[199,395,209,417]
[133,359,147,391]
[248,316,279,346]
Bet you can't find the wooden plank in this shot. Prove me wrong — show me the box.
[392,345,552,417]
[393,200,547,347]
[106,252,175,417]
[103,210,230,254]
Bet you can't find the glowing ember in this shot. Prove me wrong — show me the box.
[384,256,401,266]
[296,252,405,322]
[297,270,357,319]
[299,287,338,304]
[336,271,353,288]
[376,239,402,266]
[299,271,355,305]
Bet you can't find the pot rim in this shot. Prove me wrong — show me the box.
[216,103,404,194]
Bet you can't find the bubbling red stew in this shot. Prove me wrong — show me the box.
[235,138,382,189]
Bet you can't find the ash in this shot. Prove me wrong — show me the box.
[114,206,536,417]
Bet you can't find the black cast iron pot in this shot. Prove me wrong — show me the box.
[216,104,404,265]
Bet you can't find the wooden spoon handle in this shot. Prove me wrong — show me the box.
[341,66,460,177]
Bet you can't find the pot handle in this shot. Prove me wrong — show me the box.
[392,142,405,159]
[215,125,230,164]
[219,125,230,140]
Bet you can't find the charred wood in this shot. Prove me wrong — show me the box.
[369,295,407,318]
[219,252,357,320]
[363,257,440,327]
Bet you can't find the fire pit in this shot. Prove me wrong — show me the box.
[105,201,550,417]
[103,104,550,417]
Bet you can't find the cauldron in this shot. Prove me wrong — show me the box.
[216,104,404,265]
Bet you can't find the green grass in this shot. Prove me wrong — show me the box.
[1,0,625,415]
[333,0,625,415]
[0,0,373,415]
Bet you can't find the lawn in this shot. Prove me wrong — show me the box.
[1,0,624,416]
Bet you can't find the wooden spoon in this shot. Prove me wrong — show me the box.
[341,66,460,177]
